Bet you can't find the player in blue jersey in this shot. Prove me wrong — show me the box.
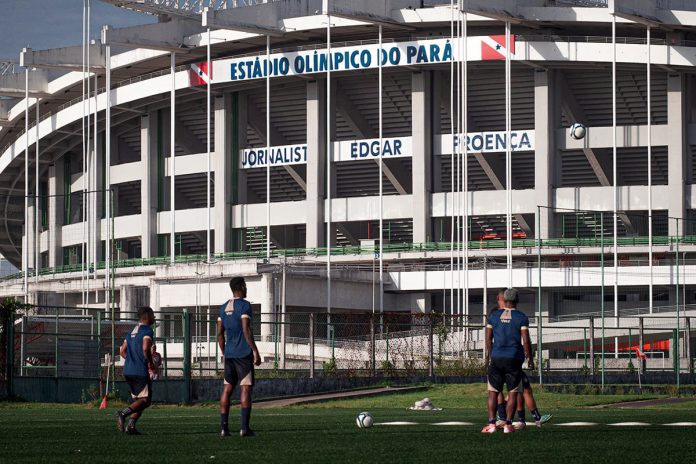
[116,306,156,435]
[218,277,261,437]
[489,289,551,429]
[482,288,533,434]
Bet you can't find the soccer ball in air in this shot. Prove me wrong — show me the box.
[356,412,374,429]
[569,123,587,140]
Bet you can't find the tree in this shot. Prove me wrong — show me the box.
[0,298,29,384]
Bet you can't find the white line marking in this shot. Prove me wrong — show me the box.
[376,421,420,426]
[557,422,598,426]
[664,422,696,426]
[609,422,651,426]
[431,422,474,426]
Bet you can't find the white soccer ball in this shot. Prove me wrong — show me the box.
[569,123,587,140]
[356,412,374,429]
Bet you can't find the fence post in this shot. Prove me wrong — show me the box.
[639,317,646,375]
[370,315,376,377]
[182,309,191,404]
[428,315,434,379]
[309,313,315,379]
[5,309,15,398]
[687,317,693,374]
[589,316,595,378]
[673,329,678,379]
[96,311,101,380]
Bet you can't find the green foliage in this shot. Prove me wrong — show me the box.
[80,384,122,407]
[433,319,448,366]
[0,298,31,383]
[381,360,395,377]
[434,354,486,377]
[322,357,338,377]
[80,385,100,404]
[627,360,636,374]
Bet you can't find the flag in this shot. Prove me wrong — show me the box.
[635,348,648,360]
[481,35,515,61]
[99,396,108,410]
[189,61,212,87]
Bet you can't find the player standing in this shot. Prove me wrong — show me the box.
[218,277,262,437]
[490,289,551,428]
[482,288,533,434]
[116,306,156,435]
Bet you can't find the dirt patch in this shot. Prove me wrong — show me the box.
[254,386,426,409]
[589,398,694,409]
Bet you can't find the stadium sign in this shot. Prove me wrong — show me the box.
[240,130,534,169]
[436,130,535,155]
[333,137,411,162]
[192,36,515,86]
[240,144,308,169]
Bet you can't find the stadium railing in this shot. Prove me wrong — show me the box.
[4,233,696,283]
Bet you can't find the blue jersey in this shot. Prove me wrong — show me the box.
[219,298,253,359]
[123,323,154,377]
[487,308,529,360]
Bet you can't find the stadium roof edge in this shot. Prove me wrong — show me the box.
[3,2,696,143]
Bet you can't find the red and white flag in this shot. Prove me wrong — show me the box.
[481,35,515,61]
[189,61,212,86]
[635,348,648,360]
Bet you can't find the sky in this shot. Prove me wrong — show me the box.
[1,0,156,60]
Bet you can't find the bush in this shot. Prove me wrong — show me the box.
[322,357,337,377]
[381,360,396,377]
[627,360,635,374]
[434,354,486,377]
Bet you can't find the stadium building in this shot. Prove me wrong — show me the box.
[1,0,696,345]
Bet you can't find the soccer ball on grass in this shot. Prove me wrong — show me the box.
[356,412,374,429]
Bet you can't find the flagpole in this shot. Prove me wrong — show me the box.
[449,0,455,321]
[206,26,211,263]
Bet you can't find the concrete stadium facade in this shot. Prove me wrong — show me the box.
[2,0,696,332]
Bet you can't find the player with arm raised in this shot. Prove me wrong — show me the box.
[218,277,262,437]
[116,306,156,435]
[482,288,533,434]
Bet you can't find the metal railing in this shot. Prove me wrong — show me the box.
[5,308,694,390]
[4,233,696,283]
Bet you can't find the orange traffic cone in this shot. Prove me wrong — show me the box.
[99,396,108,410]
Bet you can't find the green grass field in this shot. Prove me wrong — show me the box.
[2,385,696,463]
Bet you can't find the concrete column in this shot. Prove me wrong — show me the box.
[26,204,35,274]
[236,94,248,205]
[260,272,274,341]
[88,133,104,266]
[214,93,233,253]
[411,292,432,314]
[150,280,163,337]
[306,79,326,249]
[233,93,248,251]
[47,162,64,268]
[667,73,686,235]
[432,71,443,194]
[120,285,135,320]
[141,113,158,258]
[412,71,433,244]
[535,69,555,239]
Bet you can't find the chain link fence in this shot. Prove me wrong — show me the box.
[4,305,694,390]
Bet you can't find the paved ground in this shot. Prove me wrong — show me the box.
[254,386,426,409]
